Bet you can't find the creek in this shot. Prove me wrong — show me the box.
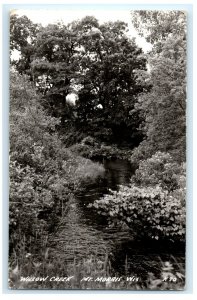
[49,158,185,278]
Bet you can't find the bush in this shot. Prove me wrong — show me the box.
[89,184,185,241]
[130,140,154,164]
[132,151,186,191]
[9,70,105,257]
[89,152,186,242]
[70,141,133,160]
[73,158,105,183]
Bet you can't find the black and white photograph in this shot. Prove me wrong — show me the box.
[8,6,187,290]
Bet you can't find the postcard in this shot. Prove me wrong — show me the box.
[7,6,187,291]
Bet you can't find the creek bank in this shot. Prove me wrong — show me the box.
[46,159,135,271]
[46,158,185,279]
[69,138,135,162]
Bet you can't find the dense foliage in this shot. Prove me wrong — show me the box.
[131,11,186,52]
[9,11,186,289]
[9,70,104,255]
[10,14,150,146]
[88,11,186,243]
[131,11,186,163]
[90,152,186,241]
[10,14,41,77]
[69,136,133,160]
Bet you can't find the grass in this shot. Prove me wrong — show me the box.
[9,186,185,291]
[75,158,105,183]
[9,241,185,290]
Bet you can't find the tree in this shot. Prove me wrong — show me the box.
[131,11,186,162]
[10,14,41,77]
[30,22,81,125]
[131,11,186,53]
[19,15,149,145]
[72,17,150,144]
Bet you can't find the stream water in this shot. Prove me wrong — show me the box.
[49,158,185,278]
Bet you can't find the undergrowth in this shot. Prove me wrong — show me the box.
[9,251,185,290]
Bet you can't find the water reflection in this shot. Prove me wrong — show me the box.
[75,158,185,276]
[76,159,135,229]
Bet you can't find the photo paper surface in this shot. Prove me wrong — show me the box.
[8,7,186,290]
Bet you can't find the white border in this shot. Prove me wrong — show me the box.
[1,1,196,299]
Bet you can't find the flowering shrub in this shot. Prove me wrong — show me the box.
[89,184,185,241]
[89,152,186,241]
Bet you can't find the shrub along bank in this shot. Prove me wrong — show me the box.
[69,136,134,160]
[89,152,186,242]
[9,70,105,259]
